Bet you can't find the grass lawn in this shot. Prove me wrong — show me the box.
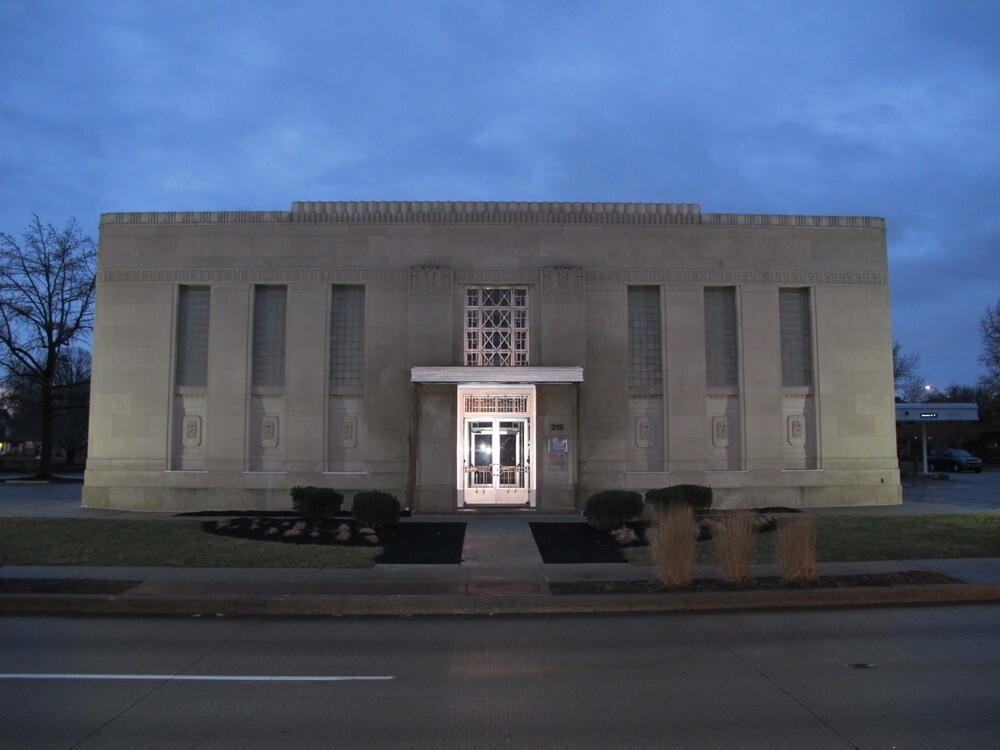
[1,513,999,569]
[0,518,379,568]
[624,512,1000,566]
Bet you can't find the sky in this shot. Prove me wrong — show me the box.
[1,0,997,391]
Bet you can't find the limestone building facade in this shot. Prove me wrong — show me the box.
[83,201,901,512]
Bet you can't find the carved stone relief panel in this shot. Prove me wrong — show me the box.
[542,267,584,298]
[182,415,203,448]
[261,416,280,449]
[409,266,453,297]
[170,393,206,471]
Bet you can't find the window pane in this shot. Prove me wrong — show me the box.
[330,285,365,387]
[252,286,286,388]
[628,286,662,387]
[704,287,738,388]
[175,285,210,387]
[464,286,529,366]
[779,288,813,387]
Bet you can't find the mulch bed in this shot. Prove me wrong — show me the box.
[202,518,466,564]
[0,578,140,595]
[530,521,646,563]
[531,520,966,594]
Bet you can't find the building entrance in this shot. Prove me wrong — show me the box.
[457,386,535,507]
[464,418,529,504]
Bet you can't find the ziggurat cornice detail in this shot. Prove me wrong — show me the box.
[98,267,887,287]
[100,201,885,230]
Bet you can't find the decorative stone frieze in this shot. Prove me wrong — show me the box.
[588,269,888,287]
[98,268,408,285]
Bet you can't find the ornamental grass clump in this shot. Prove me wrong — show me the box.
[775,513,818,583]
[712,510,757,585]
[647,503,698,587]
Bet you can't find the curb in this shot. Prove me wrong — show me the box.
[4,583,1000,617]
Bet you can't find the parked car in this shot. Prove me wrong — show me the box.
[928,448,983,473]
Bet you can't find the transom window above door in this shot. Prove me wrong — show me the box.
[465,286,528,366]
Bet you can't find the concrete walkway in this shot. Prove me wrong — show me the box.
[1,476,999,616]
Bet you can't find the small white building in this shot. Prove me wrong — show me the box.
[83,201,901,512]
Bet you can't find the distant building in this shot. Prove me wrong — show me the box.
[83,201,900,511]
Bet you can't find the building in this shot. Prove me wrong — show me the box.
[83,201,901,512]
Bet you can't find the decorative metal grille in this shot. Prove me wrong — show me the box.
[779,287,813,387]
[252,285,287,388]
[175,285,210,387]
[628,286,662,387]
[464,286,528,366]
[329,285,364,387]
[704,286,739,388]
[464,394,530,414]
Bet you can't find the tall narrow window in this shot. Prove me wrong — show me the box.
[779,288,813,387]
[329,285,365,387]
[464,286,528,366]
[628,286,662,387]
[252,285,286,388]
[704,287,738,388]
[175,285,210,387]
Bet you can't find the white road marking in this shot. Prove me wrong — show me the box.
[0,673,394,682]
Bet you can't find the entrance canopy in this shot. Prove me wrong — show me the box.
[411,366,584,384]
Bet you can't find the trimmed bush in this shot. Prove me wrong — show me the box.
[645,484,713,514]
[351,491,401,528]
[290,486,344,522]
[584,490,643,531]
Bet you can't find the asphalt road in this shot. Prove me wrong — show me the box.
[2,607,998,749]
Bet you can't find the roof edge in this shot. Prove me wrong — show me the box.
[100,201,884,230]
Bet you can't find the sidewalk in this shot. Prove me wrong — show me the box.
[2,482,1000,616]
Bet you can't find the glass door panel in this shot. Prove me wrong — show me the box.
[464,418,529,503]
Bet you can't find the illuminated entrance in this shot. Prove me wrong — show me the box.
[458,386,534,506]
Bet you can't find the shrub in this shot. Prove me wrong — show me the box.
[712,511,757,585]
[645,484,713,513]
[351,491,401,528]
[775,513,818,583]
[290,486,344,522]
[647,503,698,587]
[584,490,643,531]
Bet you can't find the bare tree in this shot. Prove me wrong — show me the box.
[892,340,924,401]
[0,216,96,478]
[980,299,1000,396]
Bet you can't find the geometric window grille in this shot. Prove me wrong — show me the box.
[463,394,530,414]
[704,286,738,388]
[464,286,528,366]
[627,286,662,387]
[779,287,813,388]
[329,285,365,387]
[252,285,287,388]
[175,285,210,388]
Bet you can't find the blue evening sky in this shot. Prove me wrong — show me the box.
[1,0,997,391]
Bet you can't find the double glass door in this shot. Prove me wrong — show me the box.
[465,418,529,504]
